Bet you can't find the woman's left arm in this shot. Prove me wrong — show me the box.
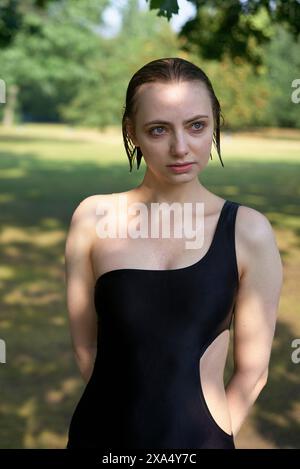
[226,207,283,438]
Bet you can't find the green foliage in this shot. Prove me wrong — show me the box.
[148,0,300,67]
[0,0,58,47]
[186,53,271,130]
[179,2,274,68]
[2,0,299,65]
[0,0,110,122]
[147,0,179,20]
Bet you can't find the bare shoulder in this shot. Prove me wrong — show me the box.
[73,190,136,222]
[235,204,283,278]
[65,194,114,255]
[70,194,112,222]
[236,204,276,245]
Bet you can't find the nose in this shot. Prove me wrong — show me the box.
[170,130,189,158]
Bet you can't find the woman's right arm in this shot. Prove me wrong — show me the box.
[64,197,98,384]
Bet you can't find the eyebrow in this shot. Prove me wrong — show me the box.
[143,114,209,127]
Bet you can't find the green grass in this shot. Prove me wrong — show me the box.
[0,123,299,448]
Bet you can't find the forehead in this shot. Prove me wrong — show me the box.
[133,81,212,119]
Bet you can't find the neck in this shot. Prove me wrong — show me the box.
[135,169,210,205]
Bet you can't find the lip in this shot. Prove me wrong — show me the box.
[167,162,196,174]
[167,162,196,167]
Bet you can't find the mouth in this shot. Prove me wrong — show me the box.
[167,162,195,167]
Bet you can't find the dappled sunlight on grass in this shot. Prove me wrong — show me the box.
[25,430,66,449]
[45,378,82,405]
[1,227,65,245]
[0,265,15,280]
[4,284,62,306]
[0,123,299,448]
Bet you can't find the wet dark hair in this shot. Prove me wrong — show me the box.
[122,57,225,172]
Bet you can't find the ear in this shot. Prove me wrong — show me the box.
[125,118,139,147]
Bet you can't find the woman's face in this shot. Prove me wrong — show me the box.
[127,80,215,181]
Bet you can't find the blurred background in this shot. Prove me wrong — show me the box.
[0,0,299,449]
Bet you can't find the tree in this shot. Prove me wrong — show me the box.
[2,0,299,67]
[0,0,57,48]
[0,0,110,124]
[146,0,300,67]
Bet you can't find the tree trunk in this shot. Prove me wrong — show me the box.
[0,79,5,104]
[2,84,19,126]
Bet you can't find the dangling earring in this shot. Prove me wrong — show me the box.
[129,145,142,172]
[136,147,142,170]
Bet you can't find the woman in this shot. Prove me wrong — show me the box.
[65,57,283,449]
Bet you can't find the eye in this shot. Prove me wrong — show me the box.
[149,126,165,136]
[192,121,205,131]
